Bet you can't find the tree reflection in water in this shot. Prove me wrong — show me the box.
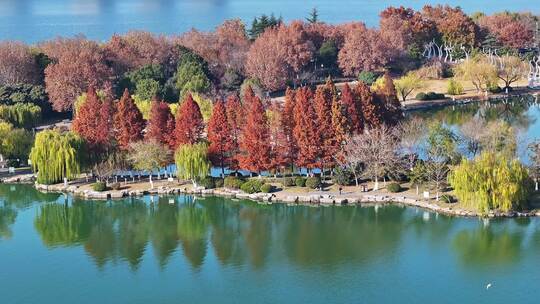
[23,186,540,273]
[0,184,60,241]
[452,220,525,269]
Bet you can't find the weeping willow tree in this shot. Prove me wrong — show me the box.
[448,152,531,214]
[175,143,211,187]
[29,130,85,185]
[0,103,41,128]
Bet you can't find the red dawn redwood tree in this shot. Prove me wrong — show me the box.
[280,88,297,171]
[72,86,114,155]
[293,87,319,172]
[114,89,145,150]
[376,73,403,126]
[330,93,349,163]
[225,94,244,171]
[146,97,175,149]
[314,79,337,171]
[267,101,289,174]
[207,99,233,176]
[356,82,384,129]
[174,93,204,147]
[238,94,271,174]
[341,83,363,134]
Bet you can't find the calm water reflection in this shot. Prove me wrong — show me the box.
[3,184,540,303]
[409,95,540,161]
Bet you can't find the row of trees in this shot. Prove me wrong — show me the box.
[29,76,402,185]
[0,6,536,117]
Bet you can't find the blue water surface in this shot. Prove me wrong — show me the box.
[0,0,538,43]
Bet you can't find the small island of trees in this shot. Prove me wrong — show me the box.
[0,5,539,215]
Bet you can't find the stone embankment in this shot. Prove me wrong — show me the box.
[33,182,540,218]
[0,174,35,184]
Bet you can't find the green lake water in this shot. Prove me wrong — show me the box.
[1,183,540,303]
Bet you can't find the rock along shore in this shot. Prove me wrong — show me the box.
[32,182,540,219]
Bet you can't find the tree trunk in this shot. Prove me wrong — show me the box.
[149,174,154,189]
[416,185,419,195]
[374,176,379,191]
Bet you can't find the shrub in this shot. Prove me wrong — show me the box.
[281,177,295,187]
[447,79,464,95]
[415,92,427,100]
[224,176,244,189]
[333,166,353,186]
[426,92,445,100]
[240,179,264,194]
[215,178,224,188]
[358,71,378,85]
[416,92,445,101]
[92,182,107,192]
[487,83,502,93]
[440,194,455,204]
[197,176,216,189]
[386,182,402,193]
[415,59,451,79]
[295,177,306,187]
[6,159,20,168]
[306,177,321,189]
[260,183,274,193]
[110,182,121,191]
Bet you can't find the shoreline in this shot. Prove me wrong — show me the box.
[29,181,540,219]
[402,87,540,111]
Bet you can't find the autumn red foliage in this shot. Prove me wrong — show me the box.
[174,93,204,147]
[72,87,114,154]
[341,83,363,133]
[293,87,319,170]
[338,24,392,76]
[207,99,233,175]
[0,41,41,85]
[105,31,173,75]
[375,73,403,126]
[330,91,349,162]
[314,79,336,169]
[176,19,250,77]
[478,13,535,48]
[145,98,175,149]
[245,21,315,91]
[114,89,145,150]
[42,37,114,112]
[356,82,384,129]
[379,6,437,56]
[238,92,271,173]
[267,101,289,172]
[225,94,245,171]
[422,5,480,47]
[280,88,298,170]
